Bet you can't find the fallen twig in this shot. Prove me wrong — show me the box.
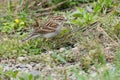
[36,0,69,12]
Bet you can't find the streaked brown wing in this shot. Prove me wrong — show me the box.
[35,20,59,34]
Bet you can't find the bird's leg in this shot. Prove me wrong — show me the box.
[64,22,73,31]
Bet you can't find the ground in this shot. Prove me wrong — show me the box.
[0,0,120,80]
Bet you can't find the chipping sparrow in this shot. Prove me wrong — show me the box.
[22,15,67,42]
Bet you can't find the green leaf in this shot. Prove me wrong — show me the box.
[52,53,67,63]
[19,0,23,5]
[28,74,33,80]
[8,0,13,12]
[12,70,19,78]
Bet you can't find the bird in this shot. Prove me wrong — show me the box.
[22,15,67,42]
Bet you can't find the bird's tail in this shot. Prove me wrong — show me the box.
[22,33,40,43]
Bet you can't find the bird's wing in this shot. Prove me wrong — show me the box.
[35,20,59,34]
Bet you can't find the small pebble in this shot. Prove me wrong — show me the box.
[59,47,66,52]
[48,51,54,54]
[72,47,79,54]
[26,64,32,69]
[30,70,40,76]
[17,57,27,62]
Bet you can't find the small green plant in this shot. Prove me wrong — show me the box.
[19,73,34,80]
[0,68,36,80]
[2,18,25,33]
[71,7,95,26]
[0,67,19,80]
[8,0,13,13]
[113,22,120,38]
[70,68,87,80]
[8,0,29,13]
[0,0,32,33]
[94,0,113,14]
[51,52,67,64]
[114,48,120,70]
